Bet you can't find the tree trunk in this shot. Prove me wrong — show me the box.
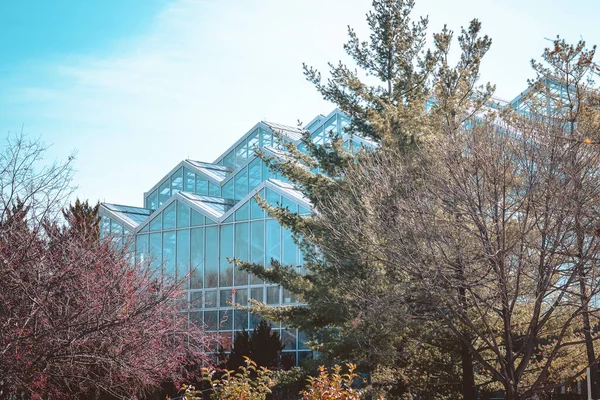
[460,340,477,400]
[580,275,600,398]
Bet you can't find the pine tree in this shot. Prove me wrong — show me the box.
[227,329,251,371]
[62,198,101,242]
[249,320,284,370]
[237,1,493,398]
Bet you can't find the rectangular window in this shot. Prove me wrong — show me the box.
[220,224,233,287]
[234,167,248,200]
[234,223,249,285]
[219,310,233,331]
[176,230,190,283]
[235,201,249,221]
[248,129,259,151]
[205,226,218,288]
[220,289,232,307]
[208,182,220,197]
[223,151,235,167]
[204,290,217,308]
[171,167,183,195]
[190,227,204,289]
[163,231,176,278]
[235,141,248,168]
[149,232,162,272]
[250,287,263,302]
[163,202,176,230]
[191,209,204,226]
[149,213,162,232]
[250,195,264,219]
[266,219,281,264]
[266,286,280,305]
[184,168,195,192]
[204,310,218,331]
[250,221,264,284]
[261,128,273,147]
[282,227,296,265]
[234,309,249,331]
[266,189,280,207]
[135,234,148,264]
[248,158,262,191]
[235,288,248,306]
[196,177,208,195]
[177,202,190,228]
[282,329,297,350]
[147,189,158,210]
[222,179,234,199]
[159,180,170,206]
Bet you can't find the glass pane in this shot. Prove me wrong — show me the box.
[249,158,262,191]
[171,167,183,195]
[235,201,249,221]
[205,226,219,288]
[235,288,248,306]
[263,159,272,180]
[223,151,235,167]
[219,310,233,331]
[196,177,208,195]
[163,202,176,230]
[234,223,249,285]
[261,128,273,147]
[250,221,265,284]
[177,202,190,228]
[190,292,203,310]
[282,329,297,350]
[266,286,280,305]
[149,232,162,271]
[177,230,190,283]
[110,220,123,236]
[205,310,218,331]
[220,224,233,287]
[266,189,280,207]
[282,227,296,265]
[159,180,170,206]
[250,196,264,219]
[299,205,311,215]
[149,213,162,232]
[204,290,217,308]
[248,129,259,151]
[250,287,263,302]
[235,141,248,168]
[184,168,195,192]
[191,209,204,226]
[266,219,281,263]
[190,228,204,289]
[135,234,148,264]
[298,330,310,350]
[147,189,158,210]
[283,288,296,304]
[220,289,233,307]
[282,197,297,213]
[234,309,249,331]
[208,182,220,197]
[234,167,248,200]
[163,231,176,278]
[222,179,234,199]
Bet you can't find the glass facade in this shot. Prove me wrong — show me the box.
[99,110,356,364]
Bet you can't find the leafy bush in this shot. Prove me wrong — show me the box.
[300,364,362,400]
[179,357,274,400]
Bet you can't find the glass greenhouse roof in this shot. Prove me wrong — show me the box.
[187,160,233,181]
[179,192,236,217]
[102,203,153,226]
[263,121,304,141]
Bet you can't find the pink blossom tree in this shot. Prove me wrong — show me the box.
[0,135,212,399]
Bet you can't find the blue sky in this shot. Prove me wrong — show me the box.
[1,0,598,207]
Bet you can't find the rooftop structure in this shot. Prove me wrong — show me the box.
[99,109,358,365]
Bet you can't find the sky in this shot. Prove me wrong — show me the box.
[1,0,599,207]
